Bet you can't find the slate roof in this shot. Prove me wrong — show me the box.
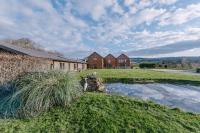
[0,42,85,63]
[117,53,129,59]
[105,54,116,59]
[88,52,103,58]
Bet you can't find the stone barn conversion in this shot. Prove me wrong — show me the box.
[87,52,131,69]
[0,42,87,84]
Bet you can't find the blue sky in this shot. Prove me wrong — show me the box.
[0,0,200,58]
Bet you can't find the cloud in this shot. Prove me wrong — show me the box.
[72,0,116,21]
[124,27,200,51]
[159,3,200,25]
[153,48,200,57]
[124,0,135,6]
[126,39,200,56]
[136,8,166,25]
[158,0,178,5]
[0,0,200,58]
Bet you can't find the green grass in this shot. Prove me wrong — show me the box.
[80,69,200,84]
[0,93,200,133]
[0,70,200,132]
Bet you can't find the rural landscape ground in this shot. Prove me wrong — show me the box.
[0,69,200,132]
[1,0,200,132]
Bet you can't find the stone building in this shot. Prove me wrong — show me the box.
[0,43,87,83]
[87,52,130,69]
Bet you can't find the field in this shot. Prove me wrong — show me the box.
[0,70,200,132]
[1,93,200,133]
[80,69,200,84]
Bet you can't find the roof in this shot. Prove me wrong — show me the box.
[105,54,116,59]
[117,53,129,59]
[0,42,86,63]
[88,52,103,58]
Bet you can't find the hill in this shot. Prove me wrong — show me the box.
[132,57,200,64]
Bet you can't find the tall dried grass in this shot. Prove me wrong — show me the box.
[0,71,83,118]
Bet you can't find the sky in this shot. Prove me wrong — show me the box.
[0,0,200,58]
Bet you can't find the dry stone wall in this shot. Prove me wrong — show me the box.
[0,50,51,84]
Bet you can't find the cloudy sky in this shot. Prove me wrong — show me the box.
[0,0,200,58]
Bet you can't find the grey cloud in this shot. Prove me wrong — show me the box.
[126,39,200,56]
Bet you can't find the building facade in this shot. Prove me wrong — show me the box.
[0,43,87,84]
[117,54,131,69]
[87,52,104,69]
[104,54,117,68]
[87,52,130,69]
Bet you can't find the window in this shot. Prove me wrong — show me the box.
[93,58,97,61]
[69,63,71,70]
[108,59,111,64]
[60,63,65,69]
[50,63,54,70]
[74,63,77,70]
[118,59,124,63]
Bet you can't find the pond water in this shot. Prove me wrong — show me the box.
[105,83,200,113]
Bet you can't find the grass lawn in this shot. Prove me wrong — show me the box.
[1,70,200,132]
[80,69,200,84]
[0,93,200,133]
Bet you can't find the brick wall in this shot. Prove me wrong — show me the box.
[104,54,117,68]
[87,53,104,69]
[117,54,131,68]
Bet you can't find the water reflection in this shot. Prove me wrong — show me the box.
[105,83,200,113]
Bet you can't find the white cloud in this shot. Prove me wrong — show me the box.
[123,27,200,52]
[136,8,166,25]
[137,0,152,9]
[0,0,200,58]
[73,0,115,21]
[124,0,135,6]
[158,0,178,5]
[112,0,124,15]
[159,3,200,25]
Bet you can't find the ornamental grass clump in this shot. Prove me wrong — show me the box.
[0,71,83,118]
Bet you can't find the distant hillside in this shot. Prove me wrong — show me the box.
[132,57,200,64]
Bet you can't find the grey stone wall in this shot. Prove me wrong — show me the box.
[0,50,51,84]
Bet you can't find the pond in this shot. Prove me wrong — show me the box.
[105,83,200,113]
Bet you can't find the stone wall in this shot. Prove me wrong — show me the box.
[0,50,51,84]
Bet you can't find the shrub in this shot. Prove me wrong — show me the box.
[0,71,83,118]
[139,62,156,69]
